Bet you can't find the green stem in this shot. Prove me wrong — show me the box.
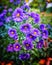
[22,61,25,65]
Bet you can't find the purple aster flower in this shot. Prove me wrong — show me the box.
[26,33,37,41]
[23,40,34,50]
[6,16,11,23]
[36,40,44,49]
[42,30,48,39]
[28,12,40,23]
[34,17,40,23]
[9,0,14,3]
[14,0,21,5]
[47,24,51,29]
[19,53,30,60]
[12,8,24,22]
[0,21,4,26]
[8,28,17,38]
[23,14,29,20]
[8,8,13,12]
[20,23,32,33]
[21,4,30,10]
[16,0,21,4]
[7,44,13,52]
[13,34,18,40]
[31,28,41,37]
[40,24,46,31]
[13,43,21,52]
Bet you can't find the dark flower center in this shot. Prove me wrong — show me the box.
[26,43,29,47]
[24,56,26,59]
[30,35,33,38]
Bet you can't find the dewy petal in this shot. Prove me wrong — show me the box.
[28,12,40,23]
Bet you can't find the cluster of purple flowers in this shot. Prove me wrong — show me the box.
[7,43,30,60]
[22,23,48,48]
[20,23,41,41]
[0,9,7,26]
[7,22,48,51]
[11,4,40,23]
[28,12,40,23]
[7,42,30,60]
[7,43,21,52]
[39,24,48,39]
[3,0,49,61]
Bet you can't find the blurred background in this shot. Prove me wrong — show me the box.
[0,0,52,12]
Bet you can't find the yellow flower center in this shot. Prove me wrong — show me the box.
[34,32,37,35]
[24,56,26,58]
[11,31,14,34]
[16,13,20,17]
[26,44,29,46]
[16,46,19,48]
[25,0,29,3]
